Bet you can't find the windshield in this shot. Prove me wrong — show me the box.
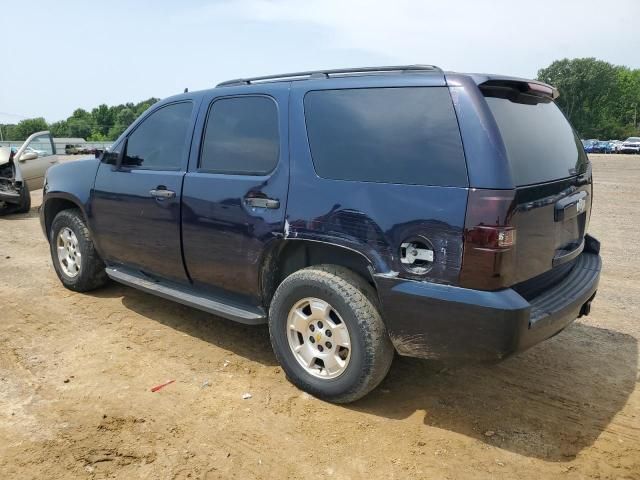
[483,87,588,186]
[626,137,640,142]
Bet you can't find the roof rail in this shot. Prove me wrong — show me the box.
[216,64,442,87]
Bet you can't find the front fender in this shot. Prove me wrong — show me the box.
[41,158,100,238]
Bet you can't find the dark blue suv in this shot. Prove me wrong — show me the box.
[40,65,601,403]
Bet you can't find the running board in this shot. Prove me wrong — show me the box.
[105,267,267,325]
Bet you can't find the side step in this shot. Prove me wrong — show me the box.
[105,267,267,325]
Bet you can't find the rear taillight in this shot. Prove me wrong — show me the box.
[465,225,516,250]
[459,189,517,290]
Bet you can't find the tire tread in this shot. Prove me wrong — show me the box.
[269,265,393,403]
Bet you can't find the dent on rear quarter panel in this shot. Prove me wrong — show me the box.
[286,80,468,284]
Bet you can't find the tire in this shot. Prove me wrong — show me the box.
[15,181,31,213]
[269,265,394,403]
[49,208,108,292]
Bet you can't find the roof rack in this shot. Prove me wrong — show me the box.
[216,64,442,87]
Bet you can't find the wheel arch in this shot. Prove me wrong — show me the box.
[261,239,379,308]
[43,193,88,241]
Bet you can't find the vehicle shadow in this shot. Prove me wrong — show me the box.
[88,283,637,461]
[0,207,40,220]
[89,282,278,367]
[347,322,638,462]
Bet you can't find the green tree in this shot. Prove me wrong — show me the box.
[538,58,640,139]
[49,120,70,138]
[91,104,114,137]
[135,98,160,117]
[0,124,19,141]
[13,118,49,140]
[108,107,137,139]
[66,109,92,139]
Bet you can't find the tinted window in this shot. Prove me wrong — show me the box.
[303,87,467,186]
[484,90,588,186]
[123,102,193,169]
[200,96,279,174]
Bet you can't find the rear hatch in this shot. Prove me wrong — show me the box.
[482,82,591,286]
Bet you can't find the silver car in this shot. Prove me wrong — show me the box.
[620,137,640,154]
[0,131,59,214]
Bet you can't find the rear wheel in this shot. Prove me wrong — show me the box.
[50,209,108,292]
[269,265,394,403]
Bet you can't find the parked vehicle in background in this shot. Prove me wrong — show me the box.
[65,144,81,154]
[582,139,600,153]
[597,140,616,154]
[620,137,640,154]
[0,131,59,214]
[608,140,623,153]
[40,65,601,403]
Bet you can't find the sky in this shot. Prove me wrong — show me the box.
[1,0,639,123]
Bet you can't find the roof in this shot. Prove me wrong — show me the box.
[212,65,557,100]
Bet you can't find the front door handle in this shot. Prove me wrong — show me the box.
[244,197,280,209]
[150,188,176,199]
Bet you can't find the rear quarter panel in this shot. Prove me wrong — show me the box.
[286,77,468,284]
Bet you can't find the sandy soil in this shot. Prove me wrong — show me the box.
[0,154,639,479]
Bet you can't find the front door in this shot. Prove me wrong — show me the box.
[181,89,289,305]
[91,101,196,283]
[16,131,58,190]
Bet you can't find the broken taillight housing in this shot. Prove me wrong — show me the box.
[459,189,517,290]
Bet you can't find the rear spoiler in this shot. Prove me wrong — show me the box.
[469,73,559,100]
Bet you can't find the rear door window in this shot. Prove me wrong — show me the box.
[303,87,468,187]
[483,89,588,186]
[199,96,280,175]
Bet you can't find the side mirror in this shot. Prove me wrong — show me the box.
[19,151,38,162]
[95,149,104,159]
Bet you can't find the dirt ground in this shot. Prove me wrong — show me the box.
[0,154,639,479]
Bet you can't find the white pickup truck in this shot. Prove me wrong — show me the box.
[0,131,59,214]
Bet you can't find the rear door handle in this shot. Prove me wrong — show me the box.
[150,188,176,199]
[244,197,280,209]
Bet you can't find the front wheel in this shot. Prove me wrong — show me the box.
[15,181,31,213]
[50,208,108,292]
[269,265,394,403]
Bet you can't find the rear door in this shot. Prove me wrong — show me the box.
[181,87,289,305]
[91,101,196,283]
[482,86,591,283]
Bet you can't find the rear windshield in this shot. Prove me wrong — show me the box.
[304,87,468,187]
[483,88,588,186]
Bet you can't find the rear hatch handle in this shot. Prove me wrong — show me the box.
[555,191,588,222]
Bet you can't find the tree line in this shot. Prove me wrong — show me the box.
[1,57,639,142]
[0,98,159,142]
[537,58,640,140]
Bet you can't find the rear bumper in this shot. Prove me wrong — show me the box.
[375,237,601,362]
